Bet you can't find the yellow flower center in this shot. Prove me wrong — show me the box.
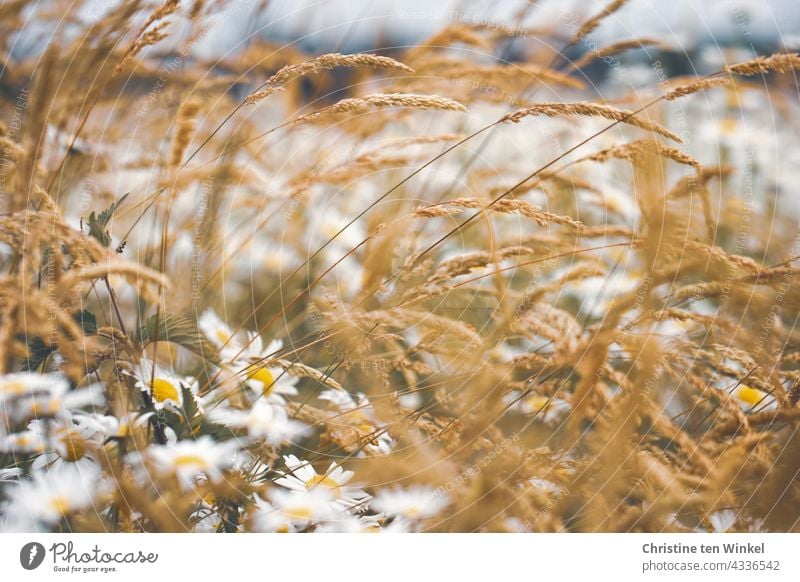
[247,367,275,395]
[60,432,86,462]
[215,330,231,345]
[151,378,180,403]
[265,253,284,271]
[526,395,550,412]
[51,496,70,515]
[737,385,765,406]
[284,506,313,521]
[720,117,737,135]
[306,474,340,495]
[173,454,207,469]
[0,379,27,396]
[405,505,422,519]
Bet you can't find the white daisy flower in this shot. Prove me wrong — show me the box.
[0,426,48,455]
[249,494,295,533]
[30,414,111,471]
[708,509,737,533]
[207,401,308,445]
[249,238,300,275]
[141,436,239,490]
[190,508,224,533]
[268,487,335,526]
[318,389,393,455]
[199,311,297,403]
[131,358,185,411]
[0,373,104,429]
[504,517,532,532]
[232,334,298,404]
[527,478,563,494]
[316,511,383,533]
[0,468,22,483]
[308,206,366,256]
[732,384,776,412]
[3,464,105,529]
[503,391,571,424]
[371,486,449,521]
[199,309,242,359]
[380,515,413,532]
[275,454,370,512]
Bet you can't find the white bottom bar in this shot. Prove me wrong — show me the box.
[1,533,797,580]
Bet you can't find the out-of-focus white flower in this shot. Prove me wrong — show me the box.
[199,310,297,403]
[570,273,640,319]
[708,509,737,533]
[503,391,571,424]
[250,238,300,275]
[139,436,239,490]
[199,309,241,360]
[397,391,422,409]
[268,487,336,526]
[318,389,393,455]
[0,373,104,430]
[0,468,22,484]
[504,517,532,532]
[233,334,297,402]
[318,388,358,410]
[315,511,383,533]
[190,509,223,533]
[208,401,307,445]
[380,515,413,532]
[31,413,113,471]
[250,494,295,533]
[0,426,48,455]
[527,477,563,494]
[275,454,370,512]
[371,486,449,521]
[308,206,366,256]
[3,464,105,530]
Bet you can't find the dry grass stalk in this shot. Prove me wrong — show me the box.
[170,98,201,167]
[245,53,414,104]
[414,197,584,229]
[501,102,683,142]
[116,0,180,72]
[665,76,730,100]
[450,64,586,90]
[581,138,700,168]
[724,52,800,75]
[571,37,662,70]
[572,0,631,42]
[290,93,466,125]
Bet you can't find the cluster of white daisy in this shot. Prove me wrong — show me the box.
[0,310,450,532]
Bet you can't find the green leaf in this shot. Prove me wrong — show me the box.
[74,309,97,334]
[181,384,199,422]
[21,311,97,371]
[22,337,54,371]
[135,312,220,364]
[87,193,129,247]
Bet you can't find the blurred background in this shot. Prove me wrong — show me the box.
[191,0,800,62]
